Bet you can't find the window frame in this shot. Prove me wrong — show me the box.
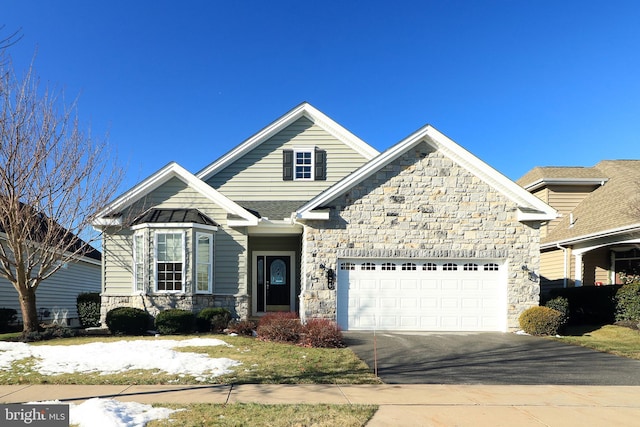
[154,231,186,293]
[294,149,314,181]
[132,232,146,293]
[195,231,214,294]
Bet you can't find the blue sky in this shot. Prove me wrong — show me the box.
[4,0,640,193]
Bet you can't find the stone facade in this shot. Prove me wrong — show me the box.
[100,293,249,326]
[300,142,541,330]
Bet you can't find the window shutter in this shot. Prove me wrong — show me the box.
[314,148,326,181]
[283,150,293,181]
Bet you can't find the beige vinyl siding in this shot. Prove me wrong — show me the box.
[530,188,550,238]
[206,117,370,201]
[583,248,611,285]
[0,259,100,325]
[103,177,247,296]
[546,185,597,234]
[540,248,569,289]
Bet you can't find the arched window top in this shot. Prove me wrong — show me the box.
[464,263,479,271]
[381,262,396,271]
[484,263,499,271]
[361,262,376,271]
[402,262,417,271]
[423,263,437,271]
[443,263,458,271]
[340,262,356,271]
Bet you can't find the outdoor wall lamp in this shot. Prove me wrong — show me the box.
[521,265,539,283]
[320,264,336,290]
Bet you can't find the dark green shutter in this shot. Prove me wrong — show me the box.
[283,149,293,181]
[314,148,326,181]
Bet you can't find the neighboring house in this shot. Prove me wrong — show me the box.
[517,160,640,295]
[94,103,556,332]
[0,242,102,328]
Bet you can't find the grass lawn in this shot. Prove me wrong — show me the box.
[0,334,380,385]
[147,403,377,427]
[553,324,640,360]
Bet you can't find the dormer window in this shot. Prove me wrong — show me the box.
[283,148,326,181]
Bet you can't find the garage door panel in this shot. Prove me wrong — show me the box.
[337,258,505,332]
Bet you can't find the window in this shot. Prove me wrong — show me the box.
[381,262,396,271]
[423,263,437,271]
[361,262,376,271]
[155,232,184,292]
[443,263,458,271]
[340,262,355,270]
[295,150,313,180]
[196,232,213,293]
[133,234,145,292]
[464,263,479,271]
[402,263,416,271]
[283,148,326,181]
[484,263,499,271]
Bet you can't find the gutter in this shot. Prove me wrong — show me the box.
[556,243,568,288]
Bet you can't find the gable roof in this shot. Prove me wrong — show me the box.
[539,160,640,246]
[297,125,557,222]
[94,162,257,227]
[517,166,608,192]
[196,102,379,181]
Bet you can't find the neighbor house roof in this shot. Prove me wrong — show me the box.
[196,102,379,181]
[297,125,557,222]
[517,166,608,192]
[540,160,640,247]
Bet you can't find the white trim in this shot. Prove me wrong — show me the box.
[252,251,296,316]
[196,102,379,181]
[523,177,608,192]
[94,162,257,224]
[153,230,186,294]
[296,125,557,222]
[248,220,302,235]
[132,232,146,293]
[293,148,314,181]
[195,231,214,294]
[296,210,330,220]
[541,223,640,249]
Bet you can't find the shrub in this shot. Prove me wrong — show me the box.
[19,325,79,342]
[519,306,563,336]
[76,292,101,328]
[301,319,344,348]
[257,312,302,343]
[155,309,196,335]
[227,319,256,336]
[547,286,620,325]
[0,308,17,333]
[544,296,569,327]
[615,283,640,322]
[105,307,151,335]
[196,307,231,333]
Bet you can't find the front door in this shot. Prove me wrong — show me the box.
[255,253,293,313]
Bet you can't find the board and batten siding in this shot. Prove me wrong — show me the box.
[102,176,247,296]
[0,259,101,325]
[205,117,371,201]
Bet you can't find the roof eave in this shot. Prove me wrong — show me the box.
[541,223,640,249]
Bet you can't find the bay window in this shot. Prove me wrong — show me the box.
[155,232,185,292]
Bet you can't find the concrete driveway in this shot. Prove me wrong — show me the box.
[344,331,640,385]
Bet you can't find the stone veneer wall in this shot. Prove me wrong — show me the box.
[100,294,249,326]
[300,142,541,330]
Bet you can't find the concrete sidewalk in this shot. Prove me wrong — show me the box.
[1,384,639,426]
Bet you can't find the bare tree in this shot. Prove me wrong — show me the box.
[0,26,22,64]
[0,60,122,333]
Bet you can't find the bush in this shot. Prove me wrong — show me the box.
[547,286,620,325]
[76,292,101,328]
[227,319,256,336]
[0,308,17,333]
[301,319,344,348]
[196,307,231,333]
[155,309,196,335]
[257,312,302,343]
[544,296,569,327]
[19,325,79,342]
[105,307,151,335]
[519,306,563,336]
[615,283,640,322]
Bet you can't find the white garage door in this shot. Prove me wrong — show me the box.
[336,259,506,332]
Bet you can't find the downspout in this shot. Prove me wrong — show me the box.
[556,243,568,288]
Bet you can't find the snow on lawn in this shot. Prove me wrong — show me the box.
[0,338,240,381]
[32,398,182,427]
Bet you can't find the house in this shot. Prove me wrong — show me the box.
[518,160,640,296]
[0,241,101,328]
[94,103,556,332]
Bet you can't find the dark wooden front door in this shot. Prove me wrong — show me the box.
[256,255,291,312]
